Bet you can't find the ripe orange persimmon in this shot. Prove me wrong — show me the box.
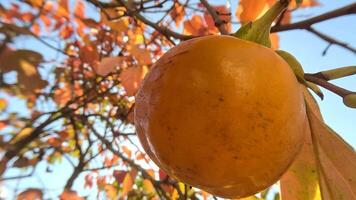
[134,35,306,198]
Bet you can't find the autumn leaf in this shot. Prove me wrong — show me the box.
[281,89,356,199]
[74,0,85,19]
[120,65,148,96]
[95,57,123,76]
[202,5,231,33]
[0,98,7,111]
[306,102,356,199]
[143,169,156,196]
[60,190,84,200]
[113,170,128,183]
[236,0,270,24]
[127,45,151,65]
[60,24,74,39]
[105,184,118,200]
[17,188,43,200]
[170,2,185,27]
[183,15,208,35]
[10,127,33,145]
[0,49,47,93]
[120,169,137,198]
[280,113,322,200]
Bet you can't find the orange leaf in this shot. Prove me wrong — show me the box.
[121,145,132,158]
[60,24,73,39]
[170,2,185,27]
[105,184,118,200]
[236,0,269,24]
[120,65,148,96]
[203,5,231,33]
[17,188,43,200]
[95,57,123,76]
[183,15,207,36]
[60,190,84,200]
[74,0,85,19]
[120,169,137,198]
[128,45,151,65]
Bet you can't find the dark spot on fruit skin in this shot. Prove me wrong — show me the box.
[234,156,238,160]
[173,50,189,58]
[218,97,224,102]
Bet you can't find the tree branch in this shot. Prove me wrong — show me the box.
[199,0,228,34]
[272,2,356,32]
[306,27,356,54]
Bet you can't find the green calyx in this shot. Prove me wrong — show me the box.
[234,0,289,47]
[276,50,325,100]
[276,50,306,84]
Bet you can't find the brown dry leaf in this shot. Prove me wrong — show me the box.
[183,15,207,36]
[120,65,148,96]
[17,188,43,200]
[0,49,47,93]
[60,190,84,200]
[236,0,269,23]
[95,57,123,76]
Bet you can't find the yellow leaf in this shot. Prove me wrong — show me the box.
[306,102,356,199]
[120,169,137,198]
[143,169,156,196]
[120,65,148,96]
[10,128,33,145]
[104,184,118,200]
[0,98,7,111]
[280,113,322,200]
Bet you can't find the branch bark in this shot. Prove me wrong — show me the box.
[200,0,229,34]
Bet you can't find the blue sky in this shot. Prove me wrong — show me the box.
[1,0,355,199]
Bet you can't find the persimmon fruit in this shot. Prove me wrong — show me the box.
[134,35,306,198]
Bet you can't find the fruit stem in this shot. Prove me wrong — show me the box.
[234,0,289,47]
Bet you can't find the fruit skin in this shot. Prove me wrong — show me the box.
[134,35,306,198]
